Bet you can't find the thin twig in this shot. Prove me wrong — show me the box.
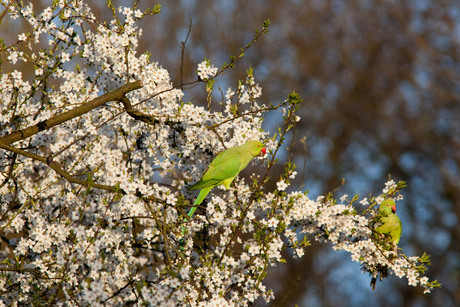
[0,0,15,24]
[180,17,193,90]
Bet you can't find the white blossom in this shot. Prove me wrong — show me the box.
[197,60,218,80]
[18,33,27,41]
[277,179,288,191]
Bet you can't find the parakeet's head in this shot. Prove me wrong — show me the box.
[379,199,396,215]
[247,140,266,157]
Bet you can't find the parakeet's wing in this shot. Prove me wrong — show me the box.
[188,178,223,190]
[376,214,402,244]
[189,145,250,190]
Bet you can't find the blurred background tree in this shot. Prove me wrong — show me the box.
[6,0,459,306]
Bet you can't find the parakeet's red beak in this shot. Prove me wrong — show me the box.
[260,147,266,156]
[391,205,397,213]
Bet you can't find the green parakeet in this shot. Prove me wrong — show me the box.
[375,199,402,245]
[371,199,402,290]
[187,140,266,219]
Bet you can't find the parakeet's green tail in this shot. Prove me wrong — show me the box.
[187,207,197,218]
[187,187,211,218]
[180,187,212,246]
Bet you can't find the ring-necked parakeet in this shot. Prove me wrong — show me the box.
[187,140,266,219]
[371,199,402,289]
[375,199,402,245]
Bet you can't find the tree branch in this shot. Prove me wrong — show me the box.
[0,80,143,145]
[0,78,167,205]
[0,141,164,203]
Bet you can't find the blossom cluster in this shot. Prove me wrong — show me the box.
[0,1,437,306]
[285,188,435,294]
[197,60,218,80]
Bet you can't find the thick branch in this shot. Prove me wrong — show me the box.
[120,96,184,133]
[0,141,163,204]
[0,80,143,145]
[0,142,118,192]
